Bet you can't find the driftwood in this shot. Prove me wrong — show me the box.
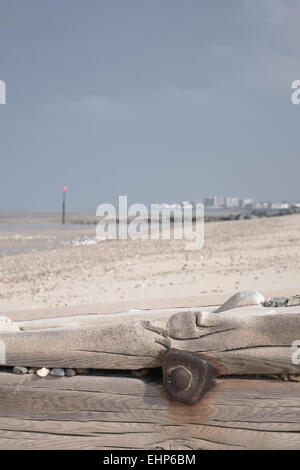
[1,305,300,375]
[0,297,300,449]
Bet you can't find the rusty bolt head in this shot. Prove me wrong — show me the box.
[162,349,217,404]
[169,366,192,392]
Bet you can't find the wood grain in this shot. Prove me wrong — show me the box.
[0,372,299,449]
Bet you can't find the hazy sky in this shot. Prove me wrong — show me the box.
[0,0,299,211]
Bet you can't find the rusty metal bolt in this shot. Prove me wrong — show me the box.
[169,366,192,392]
[162,349,217,404]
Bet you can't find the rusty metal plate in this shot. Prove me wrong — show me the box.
[162,348,217,404]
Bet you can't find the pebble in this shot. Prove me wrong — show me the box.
[280,374,289,381]
[216,290,265,313]
[266,374,300,382]
[13,366,28,374]
[289,375,300,382]
[65,368,76,377]
[287,295,300,307]
[76,368,90,375]
[132,369,149,378]
[264,297,288,307]
[36,367,50,378]
[50,368,65,377]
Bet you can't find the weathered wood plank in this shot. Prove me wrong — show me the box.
[0,373,300,449]
[16,307,206,331]
[0,319,165,369]
[2,295,223,322]
[1,305,300,374]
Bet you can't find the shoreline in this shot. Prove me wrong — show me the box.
[1,208,300,257]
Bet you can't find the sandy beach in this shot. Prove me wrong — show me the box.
[0,213,299,313]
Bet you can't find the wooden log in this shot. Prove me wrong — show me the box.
[0,305,300,375]
[0,372,300,449]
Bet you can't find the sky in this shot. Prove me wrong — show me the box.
[0,0,299,211]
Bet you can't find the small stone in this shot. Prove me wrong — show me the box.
[36,367,50,378]
[50,368,65,377]
[264,297,288,307]
[76,368,90,375]
[280,374,289,381]
[288,375,300,382]
[28,368,38,374]
[216,290,265,313]
[65,368,76,377]
[13,366,28,375]
[132,369,150,378]
[287,295,300,307]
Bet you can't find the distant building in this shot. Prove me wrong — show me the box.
[155,197,294,213]
[204,196,225,208]
[204,197,216,207]
[269,202,290,210]
[253,201,269,209]
[181,201,193,207]
[241,199,254,210]
[225,197,240,209]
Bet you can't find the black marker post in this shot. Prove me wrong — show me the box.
[62,186,67,224]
